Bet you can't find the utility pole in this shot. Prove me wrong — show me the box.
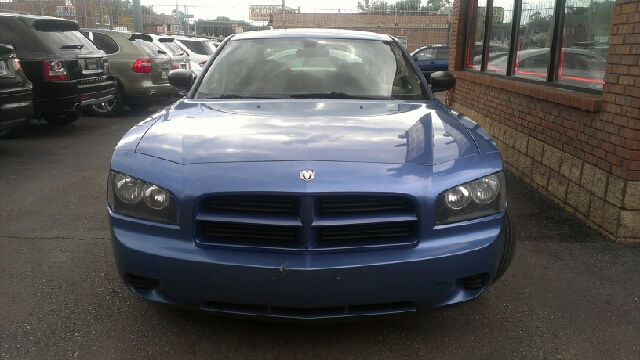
[282,0,285,29]
[82,0,87,28]
[133,0,143,32]
[184,4,188,35]
[36,0,43,15]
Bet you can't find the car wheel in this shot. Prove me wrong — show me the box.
[90,87,125,117]
[492,209,517,284]
[0,118,30,139]
[42,108,81,125]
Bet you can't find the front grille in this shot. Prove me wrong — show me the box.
[196,194,419,250]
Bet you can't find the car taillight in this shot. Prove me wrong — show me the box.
[13,59,22,71]
[104,59,110,74]
[43,60,69,81]
[172,63,179,70]
[132,58,152,74]
[199,61,206,68]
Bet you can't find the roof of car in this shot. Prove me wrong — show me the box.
[1,13,78,27]
[231,28,392,41]
[410,44,449,55]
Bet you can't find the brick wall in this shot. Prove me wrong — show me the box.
[270,13,451,52]
[448,0,640,242]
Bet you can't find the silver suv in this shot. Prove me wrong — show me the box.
[81,29,177,116]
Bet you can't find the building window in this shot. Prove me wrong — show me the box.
[465,0,613,93]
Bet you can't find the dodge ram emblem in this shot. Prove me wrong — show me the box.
[300,170,315,182]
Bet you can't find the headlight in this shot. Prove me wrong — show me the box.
[436,172,506,225]
[108,170,178,224]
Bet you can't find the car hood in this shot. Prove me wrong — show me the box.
[133,100,479,165]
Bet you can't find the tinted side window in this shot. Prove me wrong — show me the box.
[436,48,450,61]
[0,19,45,53]
[415,49,436,61]
[92,33,119,54]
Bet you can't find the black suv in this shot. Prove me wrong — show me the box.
[0,44,33,139]
[0,14,115,125]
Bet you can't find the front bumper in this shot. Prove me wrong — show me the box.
[110,211,506,320]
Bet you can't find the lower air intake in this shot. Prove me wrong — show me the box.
[126,274,156,292]
[458,274,487,292]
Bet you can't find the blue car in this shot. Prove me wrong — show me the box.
[108,29,516,321]
[411,44,450,80]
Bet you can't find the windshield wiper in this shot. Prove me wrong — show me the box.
[205,94,290,99]
[289,92,392,100]
[60,44,83,50]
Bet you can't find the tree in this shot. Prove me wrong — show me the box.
[357,0,423,12]
[393,0,421,11]
[357,0,392,12]
[141,5,155,15]
[171,9,186,19]
[422,0,450,12]
[215,16,231,22]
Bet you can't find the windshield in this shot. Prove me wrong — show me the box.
[179,39,217,55]
[195,38,427,100]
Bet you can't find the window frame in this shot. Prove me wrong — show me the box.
[464,0,605,95]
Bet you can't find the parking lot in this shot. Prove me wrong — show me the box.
[1,105,639,359]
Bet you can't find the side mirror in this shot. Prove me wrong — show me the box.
[168,69,195,91]
[412,55,418,61]
[430,71,456,92]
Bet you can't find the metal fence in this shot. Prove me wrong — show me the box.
[0,2,452,49]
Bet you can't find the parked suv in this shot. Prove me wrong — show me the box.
[81,29,177,116]
[0,44,33,139]
[148,34,190,71]
[0,14,115,125]
[171,36,218,76]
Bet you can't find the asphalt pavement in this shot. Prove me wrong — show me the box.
[1,104,639,359]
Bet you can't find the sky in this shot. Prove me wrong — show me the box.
[140,0,362,22]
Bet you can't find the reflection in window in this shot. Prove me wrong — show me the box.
[486,1,512,66]
[559,0,612,90]
[467,0,613,92]
[513,0,556,82]
[465,0,488,70]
